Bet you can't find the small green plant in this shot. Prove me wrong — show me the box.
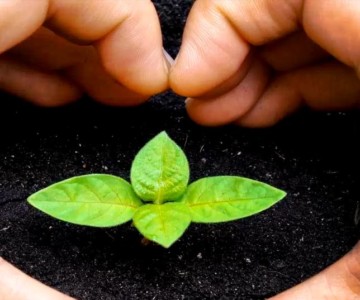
[28,132,286,248]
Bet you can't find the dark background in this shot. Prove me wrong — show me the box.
[0,1,359,299]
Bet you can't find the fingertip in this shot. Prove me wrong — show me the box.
[24,76,83,107]
[185,98,217,127]
[0,56,83,107]
[95,1,169,96]
[235,112,281,128]
[185,97,239,127]
[235,78,302,128]
[65,50,151,107]
[170,45,249,99]
[0,0,48,54]
[169,1,250,97]
[31,77,83,107]
[34,86,82,107]
[99,42,169,96]
[185,59,270,127]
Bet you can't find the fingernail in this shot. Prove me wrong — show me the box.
[163,48,175,71]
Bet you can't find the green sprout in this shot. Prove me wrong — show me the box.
[28,132,286,248]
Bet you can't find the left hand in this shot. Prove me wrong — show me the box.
[0,0,169,106]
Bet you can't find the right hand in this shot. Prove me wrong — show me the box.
[170,0,360,127]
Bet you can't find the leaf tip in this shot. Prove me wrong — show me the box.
[153,131,169,141]
[152,238,173,248]
[27,196,32,203]
[277,189,287,201]
[162,242,173,249]
[27,193,37,206]
[156,235,180,248]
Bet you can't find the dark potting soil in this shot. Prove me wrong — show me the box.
[1,1,360,299]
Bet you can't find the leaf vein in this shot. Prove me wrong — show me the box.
[33,199,138,208]
[187,196,278,207]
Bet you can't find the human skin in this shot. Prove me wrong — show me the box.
[0,0,169,106]
[0,257,74,300]
[1,0,360,299]
[1,244,359,300]
[170,0,360,127]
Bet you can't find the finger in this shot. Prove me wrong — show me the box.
[47,0,168,94]
[260,31,329,72]
[0,55,82,106]
[171,0,360,97]
[65,49,149,106]
[0,257,74,300]
[304,0,360,74]
[0,0,168,95]
[186,59,269,126]
[0,0,48,53]
[10,28,149,106]
[8,27,89,71]
[170,0,251,97]
[236,62,360,128]
[170,0,301,97]
[186,52,254,100]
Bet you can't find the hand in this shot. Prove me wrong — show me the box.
[270,241,360,299]
[2,243,360,300]
[171,1,360,298]
[170,0,360,127]
[0,0,169,106]
[0,257,74,299]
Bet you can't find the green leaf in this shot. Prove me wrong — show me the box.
[180,176,286,223]
[130,131,189,204]
[27,174,143,227]
[133,203,191,248]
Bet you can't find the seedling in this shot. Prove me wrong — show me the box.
[28,132,286,248]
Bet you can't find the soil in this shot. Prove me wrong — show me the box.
[0,1,359,299]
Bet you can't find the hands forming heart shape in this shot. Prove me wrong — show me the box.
[1,1,360,299]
